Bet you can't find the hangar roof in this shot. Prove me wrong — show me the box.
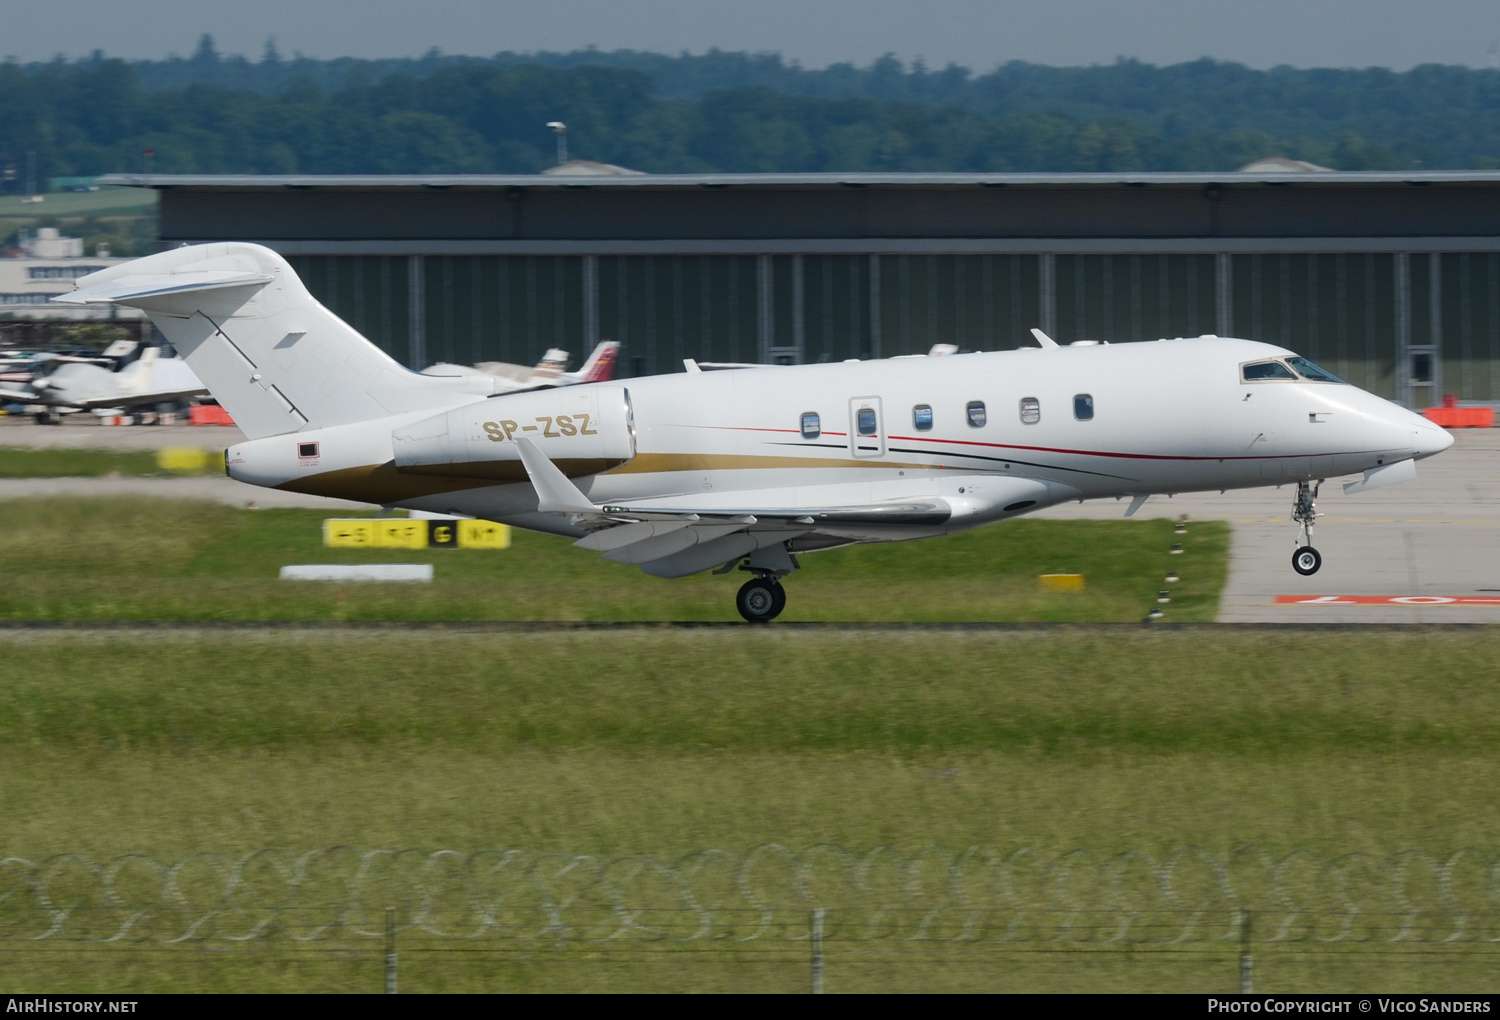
[98,172,1500,252]
[97,171,1500,191]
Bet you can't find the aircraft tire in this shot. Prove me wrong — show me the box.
[737,578,782,623]
[1292,546,1322,576]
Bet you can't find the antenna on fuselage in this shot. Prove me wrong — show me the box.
[1030,328,1059,349]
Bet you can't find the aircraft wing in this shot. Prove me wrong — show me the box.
[515,437,946,524]
[513,437,954,576]
[0,387,39,404]
[67,385,210,410]
[44,354,115,365]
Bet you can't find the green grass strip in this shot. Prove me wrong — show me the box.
[0,496,1227,622]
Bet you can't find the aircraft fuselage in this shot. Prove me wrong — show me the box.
[228,336,1450,547]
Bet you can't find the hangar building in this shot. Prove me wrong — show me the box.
[101,171,1500,409]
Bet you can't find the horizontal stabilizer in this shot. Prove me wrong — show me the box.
[52,271,273,306]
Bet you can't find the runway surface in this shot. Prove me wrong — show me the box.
[2,419,1496,624]
[0,417,367,508]
[0,621,1487,636]
[0,416,246,450]
[1034,428,1500,623]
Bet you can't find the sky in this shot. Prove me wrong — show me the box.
[10,0,1500,72]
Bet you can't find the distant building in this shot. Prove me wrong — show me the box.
[1236,157,1333,173]
[104,169,1500,408]
[0,230,138,321]
[541,159,646,177]
[21,227,85,259]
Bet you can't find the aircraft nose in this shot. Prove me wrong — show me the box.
[1413,419,1455,459]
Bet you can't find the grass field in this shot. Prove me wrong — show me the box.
[2,629,1499,991]
[0,448,223,478]
[0,186,156,220]
[3,494,1487,990]
[0,496,1226,623]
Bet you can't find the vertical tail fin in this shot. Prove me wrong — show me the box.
[576,341,621,384]
[55,242,489,439]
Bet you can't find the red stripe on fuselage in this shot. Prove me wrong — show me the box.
[672,425,1384,463]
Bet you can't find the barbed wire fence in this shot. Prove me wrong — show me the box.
[5,845,1500,992]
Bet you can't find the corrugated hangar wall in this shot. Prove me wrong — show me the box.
[110,173,1500,408]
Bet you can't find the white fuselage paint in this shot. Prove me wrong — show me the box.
[227,336,1452,551]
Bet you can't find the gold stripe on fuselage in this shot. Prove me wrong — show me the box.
[276,462,502,502]
[278,451,946,502]
[607,452,931,474]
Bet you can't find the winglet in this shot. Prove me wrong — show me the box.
[1124,494,1149,517]
[1030,328,1059,349]
[514,437,600,514]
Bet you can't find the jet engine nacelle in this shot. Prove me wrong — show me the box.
[392,385,636,480]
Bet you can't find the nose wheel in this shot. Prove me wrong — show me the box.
[736,577,787,623]
[1291,479,1324,575]
[1292,546,1322,576]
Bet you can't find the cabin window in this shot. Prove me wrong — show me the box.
[1074,394,1094,420]
[965,401,987,428]
[913,404,933,431]
[800,412,821,439]
[297,442,320,460]
[1019,397,1040,424]
[1241,360,1298,382]
[1286,357,1345,383]
[856,407,878,436]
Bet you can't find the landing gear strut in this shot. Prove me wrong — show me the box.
[736,577,786,623]
[1291,480,1323,576]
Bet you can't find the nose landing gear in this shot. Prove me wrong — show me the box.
[1291,480,1323,576]
[1292,545,1323,576]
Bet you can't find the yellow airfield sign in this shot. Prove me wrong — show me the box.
[323,518,511,550]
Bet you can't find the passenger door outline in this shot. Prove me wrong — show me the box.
[848,396,886,458]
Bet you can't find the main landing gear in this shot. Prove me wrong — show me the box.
[1291,480,1323,576]
[723,545,799,623]
[736,576,787,623]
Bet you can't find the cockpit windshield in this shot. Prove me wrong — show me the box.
[1286,356,1345,383]
[1241,360,1298,382]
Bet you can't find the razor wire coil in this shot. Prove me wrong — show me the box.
[4,845,1500,945]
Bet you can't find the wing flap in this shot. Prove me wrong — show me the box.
[602,521,753,565]
[574,519,694,552]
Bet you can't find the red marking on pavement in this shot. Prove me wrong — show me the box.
[1275,595,1500,606]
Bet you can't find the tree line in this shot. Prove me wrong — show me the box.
[4,40,1499,184]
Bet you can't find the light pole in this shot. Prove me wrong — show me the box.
[546,122,567,166]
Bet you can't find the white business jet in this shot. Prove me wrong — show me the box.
[57,243,1453,622]
[0,339,208,421]
[420,340,620,390]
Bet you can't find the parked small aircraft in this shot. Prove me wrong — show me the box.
[0,339,208,421]
[58,243,1453,620]
[421,341,620,390]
